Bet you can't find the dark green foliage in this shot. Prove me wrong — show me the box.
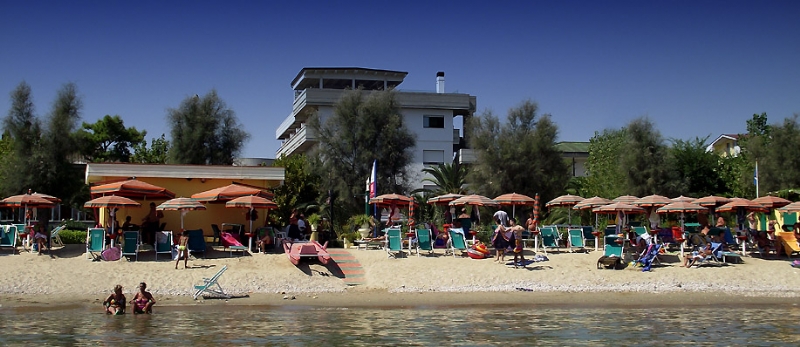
[59,229,87,244]
[167,90,249,165]
[619,117,669,196]
[37,83,84,204]
[309,89,416,215]
[467,100,570,205]
[585,128,627,198]
[756,115,800,193]
[131,134,171,164]
[665,136,727,197]
[416,163,467,195]
[76,115,146,162]
[271,154,321,224]
[1,82,43,196]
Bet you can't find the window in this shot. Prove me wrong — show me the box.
[423,150,445,166]
[423,115,445,128]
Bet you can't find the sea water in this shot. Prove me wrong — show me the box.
[0,305,798,346]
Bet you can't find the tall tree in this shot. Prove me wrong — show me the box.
[416,162,468,195]
[270,154,321,224]
[757,115,800,192]
[167,91,249,165]
[131,134,171,164]
[619,117,669,196]
[38,83,84,203]
[466,100,569,204]
[585,128,627,198]
[308,88,416,215]
[1,82,42,196]
[664,136,726,197]
[76,114,146,162]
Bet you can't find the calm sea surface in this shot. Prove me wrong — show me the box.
[1,305,798,346]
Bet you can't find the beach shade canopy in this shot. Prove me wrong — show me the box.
[671,195,696,203]
[591,202,646,215]
[449,194,499,207]
[494,193,535,218]
[226,195,278,250]
[369,193,415,206]
[632,194,672,207]
[427,193,464,205]
[157,197,206,230]
[752,195,792,209]
[612,195,639,205]
[91,179,175,200]
[84,195,142,209]
[656,201,709,214]
[1,193,58,208]
[715,198,768,213]
[545,194,584,207]
[777,202,800,213]
[694,195,732,207]
[191,183,272,202]
[573,196,613,210]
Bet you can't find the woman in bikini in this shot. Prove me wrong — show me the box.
[130,282,156,314]
[103,284,126,315]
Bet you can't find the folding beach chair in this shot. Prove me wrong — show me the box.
[50,224,66,248]
[634,243,662,272]
[186,229,207,258]
[447,228,468,257]
[581,226,596,248]
[86,228,105,260]
[121,230,141,261]
[597,235,625,269]
[540,226,560,255]
[155,231,173,260]
[567,228,586,253]
[384,228,403,258]
[193,265,230,299]
[0,225,18,254]
[686,242,724,267]
[415,228,433,256]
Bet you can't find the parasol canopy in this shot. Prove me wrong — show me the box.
[427,193,464,205]
[369,193,415,206]
[157,197,206,230]
[2,193,58,208]
[84,195,142,209]
[716,198,768,213]
[777,202,800,213]
[632,194,672,207]
[545,194,584,207]
[671,195,696,203]
[191,183,273,202]
[494,193,535,218]
[225,195,278,210]
[656,201,708,214]
[573,196,613,210]
[694,195,732,207]
[592,202,646,215]
[449,194,499,207]
[752,195,792,209]
[91,179,175,200]
[612,195,639,205]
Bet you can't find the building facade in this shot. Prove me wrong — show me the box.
[275,67,477,190]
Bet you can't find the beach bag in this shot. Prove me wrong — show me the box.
[102,246,121,261]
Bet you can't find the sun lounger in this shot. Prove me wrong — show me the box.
[635,243,661,272]
[567,228,585,252]
[155,231,173,260]
[50,224,66,248]
[540,226,560,254]
[186,229,206,257]
[447,228,468,257]
[86,228,105,260]
[688,242,724,268]
[776,232,800,258]
[385,228,403,258]
[193,265,230,300]
[121,230,141,261]
[0,225,17,254]
[220,231,247,257]
[581,226,596,248]
[415,228,433,256]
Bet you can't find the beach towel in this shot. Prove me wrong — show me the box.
[493,210,509,227]
[102,246,121,261]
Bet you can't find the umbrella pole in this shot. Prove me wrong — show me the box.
[249,208,254,253]
[680,212,685,259]
[594,213,599,252]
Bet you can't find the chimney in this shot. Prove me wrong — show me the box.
[436,71,445,93]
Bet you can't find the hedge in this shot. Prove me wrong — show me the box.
[59,229,88,244]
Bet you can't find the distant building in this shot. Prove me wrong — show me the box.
[706,134,740,157]
[275,67,477,190]
[556,142,589,177]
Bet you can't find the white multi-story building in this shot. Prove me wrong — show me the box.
[275,67,477,191]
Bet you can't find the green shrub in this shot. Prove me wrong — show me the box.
[60,230,87,244]
[64,219,92,230]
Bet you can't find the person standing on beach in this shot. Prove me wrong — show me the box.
[175,230,189,269]
[509,217,526,266]
[130,282,156,314]
[492,211,510,263]
[103,284,126,315]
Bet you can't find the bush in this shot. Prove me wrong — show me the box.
[64,219,92,230]
[60,230,87,244]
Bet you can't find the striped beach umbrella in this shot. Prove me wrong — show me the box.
[613,195,639,205]
[192,183,273,202]
[671,195,696,203]
[84,195,142,239]
[777,202,800,213]
[632,195,671,207]
[91,179,175,200]
[694,195,732,207]
[533,193,539,230]
[157,197,207,230]
[226,196,278,250]
[494,193,535,218]
[546,194,584,224]
[716,198,768,213]
[752,195,791,209]
[427,193,463,205]
[449,194,499,207]
[573,196,613,232]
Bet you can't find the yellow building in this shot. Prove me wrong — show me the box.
[706,134,740,157]
[85,163,285,236]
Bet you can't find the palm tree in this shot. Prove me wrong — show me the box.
[414,163,468,195]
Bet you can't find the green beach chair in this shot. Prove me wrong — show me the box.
[155,231,173,260]
[1,225,18,254]
[50,224,66,248]
[385,228,403,258]
[597,234,625,269]
[186,229,207,258]
[567,228,585,252]
[415,228,433,257]
[86,228,105,260]
[193,265,230,300]
[540,226,560,255]
[121,230,141,261]
[783,212,797,231]
[448,228,468,257]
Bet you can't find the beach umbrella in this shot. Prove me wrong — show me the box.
[84,195,142,242]
[157,197,206,230]
[91,179,175,200]
[657,201,709,255]
[716,198,768,213]
[494,193,535,218]
[612,195,639,205]
[671,195,696,203]
[573,196,613,231]
[546,194,584,224]
[369,193,415,206]
[632,195,671,207]
[752,195,792,209]
[592,203,646,215]
[427,193,464,205]
[192,183,273,202]
[2,191,58,225]
[226,195,278,251]
[533,193,540,229]
[777,202,800,213]
[449,194,499,207]
[694,195,732,207]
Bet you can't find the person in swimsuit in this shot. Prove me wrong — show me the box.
[175,230,189,269]
[509,218,526,265]
[130,282,156,314]
[34,223,48,255]
[103,284,126,315]
[491,211,510,263]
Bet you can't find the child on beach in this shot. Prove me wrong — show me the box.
[509,218,526,266]
[175,230,189,269]
[103,284,126,315]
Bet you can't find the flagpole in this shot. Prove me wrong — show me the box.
[754,160,759,198]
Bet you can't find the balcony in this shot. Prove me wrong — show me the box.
[276,123,317,157]
[459,148,475,164]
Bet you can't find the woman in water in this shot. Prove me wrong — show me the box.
[130,282,156,314]
[103,284,126,315]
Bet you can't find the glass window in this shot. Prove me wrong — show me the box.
[423,115,445,128]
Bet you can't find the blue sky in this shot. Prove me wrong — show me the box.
[2,1,798,158]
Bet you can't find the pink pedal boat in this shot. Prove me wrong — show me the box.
[282,240,331,265]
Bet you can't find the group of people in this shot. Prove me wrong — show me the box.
[491,210,537,265]
[104,202,163,247]
[103,282,156,315]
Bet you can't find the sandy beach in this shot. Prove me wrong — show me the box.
[2,244,800,309]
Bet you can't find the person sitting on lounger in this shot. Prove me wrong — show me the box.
[130,282,156,314]
[34,223,48,255]
[793,223,800,248]
[683,225,712,267]
[103,284,126,315]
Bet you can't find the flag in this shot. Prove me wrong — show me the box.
[369,160,377,198]
[753,161,758,186]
